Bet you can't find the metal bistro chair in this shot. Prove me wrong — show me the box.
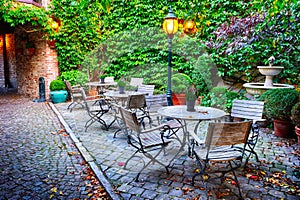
[129,77,143,87]
[191,121,252,199]
[230,99,265,165]
[120,107,183,182]
[126,94,152,127]
[113,94,152,138]
[64,80,85,112]
[80,87,115,131]
[137,84,155,96]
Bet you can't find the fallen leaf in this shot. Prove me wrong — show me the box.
[117,162,125,166]
[50,187,57,193]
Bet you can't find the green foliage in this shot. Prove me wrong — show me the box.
[50,79,66,91]
[171,73,192,94]
[117,80,126,87]
[201,86,245,113]
[2,0,298,93]
[291,102,300,127]
[185,91,197,101]
[25,41,35,48]
[204,0,299,84]
[259,89,299,121]
[0,0,56,36]
[60,70,88,86]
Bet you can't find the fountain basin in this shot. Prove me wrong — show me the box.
[257,66,284,87]
[243,83,294,95]
[257,66,284,76]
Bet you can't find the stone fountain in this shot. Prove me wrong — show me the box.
[243,56,294,95]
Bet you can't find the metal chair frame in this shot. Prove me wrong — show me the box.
[64,80,85,112]
[230,99,265,165]
[191,121,252,198]
[80,88,115,131]
[137,84,155,96]
[120,107,183,182]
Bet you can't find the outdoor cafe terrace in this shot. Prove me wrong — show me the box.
[50,87,300,200]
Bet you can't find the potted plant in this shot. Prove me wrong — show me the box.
[25,41,35,55]
[99,74,106,83]
[117,80,126,94]
[171,73,192,105]
[50,79,68,103]
[185,88,197,112]
[259,88,299,138]
[291,102,300,144]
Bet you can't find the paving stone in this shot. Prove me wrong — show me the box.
[128,186,145,195]
[140,189,158,199]
[2,94,300,200]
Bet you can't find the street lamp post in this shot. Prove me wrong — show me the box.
[163,8,178,106]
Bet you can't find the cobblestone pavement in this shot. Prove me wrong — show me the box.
[0,94,110,200]
[54,99,300,200]
[1,94,300,200]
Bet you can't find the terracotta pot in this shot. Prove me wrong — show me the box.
[172,93,186,105]
[27,48,35,55]
[295,126,300,145]
[273,119,295,138]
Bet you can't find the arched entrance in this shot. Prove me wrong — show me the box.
[0,21,59,99]
[0,21,17,93]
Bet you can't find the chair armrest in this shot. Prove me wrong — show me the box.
[190,131,205,145]
[253,118,266,124]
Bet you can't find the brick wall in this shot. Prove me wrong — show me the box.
[15,28,59,99]
[0,35,4,88]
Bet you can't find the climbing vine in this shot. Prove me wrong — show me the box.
[1,0,299,87]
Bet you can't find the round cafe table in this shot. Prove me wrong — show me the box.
[104,91,144,106]
[86,81,117,94]
[157,105,226,154]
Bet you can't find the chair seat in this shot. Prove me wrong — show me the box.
[162,120,182,129]
[130,131,171,149]
[90,105,110,112]
[194,145,243,162]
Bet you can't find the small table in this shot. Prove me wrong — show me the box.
[157,105,226,153]
[86,82,117,94]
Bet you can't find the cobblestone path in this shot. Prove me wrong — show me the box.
[0,94,109,200]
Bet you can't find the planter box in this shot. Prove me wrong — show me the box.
[50,90,68,103]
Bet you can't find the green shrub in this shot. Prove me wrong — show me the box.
[171,73,192,94]
[291,102,300,127]
[185,91,197,101]
[50,80,66,91]
[117,80,126,87]
[201,87,244,113]
[259,89,299,121]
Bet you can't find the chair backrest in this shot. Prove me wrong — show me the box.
[126,94,147,110]
[80,87,110,112]
[205,121,252,147]
[120,107,141,133]
[231,99,264,121]
[105,76,115,83]
[137,84,155,96]
[65,80,72,92]
[145,94,167,112]
[130,78,143,87]
[65,80,81,96]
